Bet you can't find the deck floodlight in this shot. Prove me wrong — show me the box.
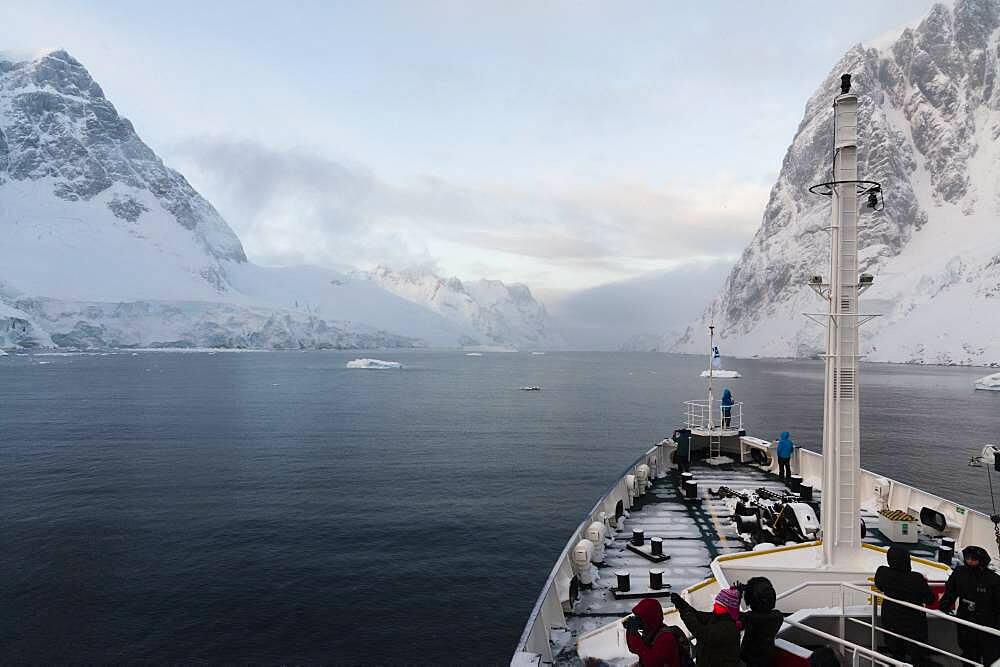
[866,192,879,209]
[810,275,823,285]
[859,273,874,286]
[840,73,852,94]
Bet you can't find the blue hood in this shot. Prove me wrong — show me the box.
[777,432,794,457]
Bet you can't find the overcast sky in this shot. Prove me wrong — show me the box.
[3,0,938,292]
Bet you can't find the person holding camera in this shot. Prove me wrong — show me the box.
[670,587,742,666]
[623,598,680,667]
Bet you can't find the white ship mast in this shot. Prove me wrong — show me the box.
[808,74,880,566]
[707,323,716,430]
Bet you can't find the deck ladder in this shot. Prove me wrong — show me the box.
[709,431,722,458]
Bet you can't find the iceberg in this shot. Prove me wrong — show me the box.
[974,372,1000,391]
[346,358,403,370]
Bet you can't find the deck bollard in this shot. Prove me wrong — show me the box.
[938,544,954,564]
[789,474,803,492]
[651,537,663,556]
[632,529,644,546]
[941,537,956,551]
[615,570,630,592]
[649,569,663,590]
[683,479,698,499]
[798,484,813,501]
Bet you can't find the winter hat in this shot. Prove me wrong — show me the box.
[714,586,742,621]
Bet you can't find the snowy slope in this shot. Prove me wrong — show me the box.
[675,0,1000,365]
[363,266,562,349]
[0,49,544,350]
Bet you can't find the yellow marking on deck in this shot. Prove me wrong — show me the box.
[717,540,822,561]
[706,500,729,545]
[685,576,717,594]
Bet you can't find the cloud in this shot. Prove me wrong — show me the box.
[542,259,734,350]
[170,137,768,289]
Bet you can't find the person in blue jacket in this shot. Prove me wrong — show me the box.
[776,431,794,483]
[721,388,734,428]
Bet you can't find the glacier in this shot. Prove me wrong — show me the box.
[674,0,1000,366]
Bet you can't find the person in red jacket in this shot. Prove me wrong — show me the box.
[623,598,680,667]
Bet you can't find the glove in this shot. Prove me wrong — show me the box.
[669,592,683,607]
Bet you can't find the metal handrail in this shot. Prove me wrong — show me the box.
[779,617,908,666]
[774,579,1000,666]
[846,617,979,666]
[683,399,743,431]
[845,581,1000,638]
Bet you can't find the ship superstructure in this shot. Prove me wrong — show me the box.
[513,76,1000,666]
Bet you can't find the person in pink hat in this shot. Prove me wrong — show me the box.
[670,586,742,666]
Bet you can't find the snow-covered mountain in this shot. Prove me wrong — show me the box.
[675,0,1000,365]
[363,266,562,349]
[0,50,549,350]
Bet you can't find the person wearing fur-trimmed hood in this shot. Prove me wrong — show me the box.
[938,544,1000,664]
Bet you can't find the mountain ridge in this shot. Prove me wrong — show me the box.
[0,50,554,350]
[673,0,1000,365]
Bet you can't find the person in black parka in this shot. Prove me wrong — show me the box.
[938,544,1000,664]
[873,546,935,663]
[739,576,784,667]
[672,429,691,474]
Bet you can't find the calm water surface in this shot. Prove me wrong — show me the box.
[1,351,996,663]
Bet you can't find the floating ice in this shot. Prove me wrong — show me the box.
[465,352,483,357]
[346,358,403,370]
[974,372,1000,391]
[700,369,741,378]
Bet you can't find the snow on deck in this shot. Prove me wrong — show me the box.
[555,461,788,663]
[556,460,952,664]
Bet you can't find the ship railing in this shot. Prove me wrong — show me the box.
[683,399,743,432]
[775,580,1000,666]
[792,447,1000,561]
[512,442,669,664]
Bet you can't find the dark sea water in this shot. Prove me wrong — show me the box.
[1,350,997,664]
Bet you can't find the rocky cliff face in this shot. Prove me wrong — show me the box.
[364,266,562,349]
[675,0,1000,365]
[0,50,245,265]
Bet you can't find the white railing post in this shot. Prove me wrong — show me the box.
[870,585,876,656]
[840,585,847,658]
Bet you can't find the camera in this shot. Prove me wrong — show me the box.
[622,615,645,633]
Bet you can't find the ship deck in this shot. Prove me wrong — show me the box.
[555,458,945,663]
